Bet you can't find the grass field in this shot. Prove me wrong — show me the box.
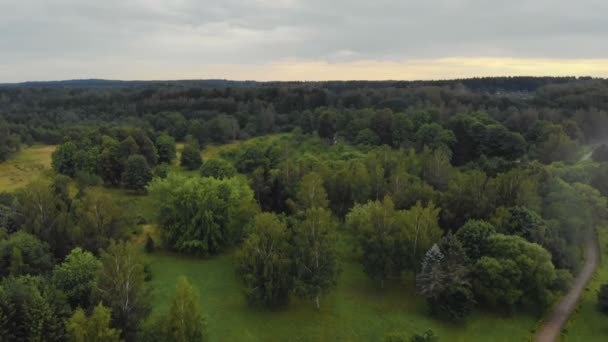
[563,227,608,341]
[0,145,56,191]
[145,233,539,342]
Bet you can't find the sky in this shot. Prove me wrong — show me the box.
[1,0,608,82]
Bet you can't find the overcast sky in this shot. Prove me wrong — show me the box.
[1,0,608,82]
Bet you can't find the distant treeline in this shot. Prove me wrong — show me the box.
[1,77,607,151]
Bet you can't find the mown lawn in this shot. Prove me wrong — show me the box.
[563,227,608,341]
[145,233,539,342]
[0,145,56,191]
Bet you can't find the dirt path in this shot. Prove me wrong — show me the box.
[535,236,600,342]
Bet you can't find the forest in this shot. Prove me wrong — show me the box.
[0,76,607,341]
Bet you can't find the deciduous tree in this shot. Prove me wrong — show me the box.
[292,208,340,309]
[160,277,206,342]
[237,213,292,307]
[97,241,150,341]
[66,303,121,342]
[122,154,152,192]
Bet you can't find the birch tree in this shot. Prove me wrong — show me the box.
[292,208,339,310]
[237,213,292,307]
[161,277,206,342]
[97,241,150,341]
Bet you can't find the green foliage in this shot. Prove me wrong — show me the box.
[0,275,68,342]
[355,128,380,146]
[97,240,150,340]
[496,206,546,244]
[237,213,292,307]
[417,234,474,320]
[449,112,526,165]
[52,142,79,177]
[149,174,258,256]
[0,121,20,162]
[131,130,158,166]
[489,168,541,210]
[532,122,579,164]
[153,163,171,179]
[473,234,558,310]
[75,170,102,197]
[66,303,121,342]
[180,144,202,170]
[199,158,236,179]
[292,208,340,309]
[317,108,337,140]
[419,147,453,191]
[456,220,496,262]
[122,154,152,192]
[14,180,73,257]
[52,247,101,309]
[159,277,207,342]
[156,134,177,164]
[98,136,123,185]
[52,141,100,178]
[296,172,329,211]
[442,170,491,228]
[72,192,128,253]
[347,197,442,285]
[415,123,455,150]
[0,231,53,277]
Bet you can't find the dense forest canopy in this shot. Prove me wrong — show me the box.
[1,76,608,341]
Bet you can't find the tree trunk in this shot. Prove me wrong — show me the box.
[315,295,320,311]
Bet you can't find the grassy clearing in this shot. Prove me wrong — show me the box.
[0,145,56,192]
[175,140,242,163]
[563,227,608,341]
[145,232,539,342]
[88,186,158,224]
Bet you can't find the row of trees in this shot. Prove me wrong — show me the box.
[51,128,177,192]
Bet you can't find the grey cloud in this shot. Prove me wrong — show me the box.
[0,0,607,81]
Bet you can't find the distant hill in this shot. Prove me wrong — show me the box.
[0,76,600,93]
[0,79,261,88]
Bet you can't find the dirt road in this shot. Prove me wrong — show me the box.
[535,236,600,342]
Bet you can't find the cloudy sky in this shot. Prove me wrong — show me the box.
[1,0,608,82]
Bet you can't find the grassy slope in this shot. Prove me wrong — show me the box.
[563,227,608,341]
[146,233,538,342]
[0,145,55,191]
